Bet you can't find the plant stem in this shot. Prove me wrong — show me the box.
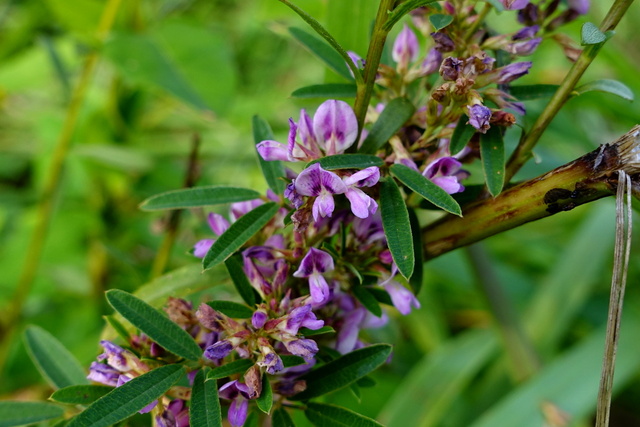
[0,0,122,372]
[424,126,640,259]
[353,0,395,137]
[150,134,201,279]
[504,0,635,183]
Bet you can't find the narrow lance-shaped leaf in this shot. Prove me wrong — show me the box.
[480,126,505,197]
[287,26,354,81]
[273,408,296,427]
[509,84,559,101]
[390,164,462,216]
[23,325,89,389]
[574,79,634,102]
[383,0,439,31]
[67,365,185,427]
[379,178,414,279]
[140,186,261,211]
[106,290,202,361]
[408,208,424,294]
[190,367,222,427]
[0,401,64,426]
[352,286,382,317]
[291,83,357,99]
[50,385,113,406]
[311,154,384,171]
[449,114,476,155]
[256,373,273,414]
[291,344,393,400]
[305,402,384,427]
[225,253,258,306]
[359,98,416,154]
[206,301,254,318]
[253,115,286,194]
[203,202,279,270]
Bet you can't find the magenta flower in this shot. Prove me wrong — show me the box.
[466,104,492,133]
[294,163,347,221]
[293,247,334,304]
[423,157,468,194]
[393,24,419,69]
[342,167,380,219]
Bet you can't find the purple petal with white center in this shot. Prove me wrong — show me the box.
[466,104,492,133]
[293,247,335,277]
[285,338,319,360]
[392,24,419,67]
[256,140,289,161]
[383,280,421,315]
[228,398,249,427]
[312,192,336,221]
[342,166,380,187]
[207,213,230,236]
[295,163,346,197]
[345,187,375,219]
[313,100,358,155]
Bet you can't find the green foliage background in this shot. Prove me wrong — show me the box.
[1,0,639,425]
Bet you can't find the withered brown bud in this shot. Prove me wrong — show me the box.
[164,297,195,326]
[490,111,517,127]
[196,303,222,331]
[244,365,263,399]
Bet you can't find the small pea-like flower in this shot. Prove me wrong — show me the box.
[284,338,319,361]
[380,268,421,315]
[393,24,419,70]
[293,247,335,304]
[501,0,529,10]
[313,100,359,155]
[280,304,324,335]
[219,381,251,427]
[347,51,365,72]
[420,48,443,75]
[506,36,541,56]
[440,56,464,81]
[87,362,120,386]
[342,167,380,219]
[496,61,532,84]
[193,213,230,258]
[294,163,347,222]
[466,104,492,133]
[423,157,468,194]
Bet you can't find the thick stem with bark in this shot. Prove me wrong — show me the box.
[424,126,640,259]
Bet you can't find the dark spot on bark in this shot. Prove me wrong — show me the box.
[543,188,572,204]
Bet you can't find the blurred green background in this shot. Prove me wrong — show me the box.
[1,0,639,426]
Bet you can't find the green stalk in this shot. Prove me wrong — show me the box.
[505,0,635,183]
[0,0,123,372]
[424,126,640,259]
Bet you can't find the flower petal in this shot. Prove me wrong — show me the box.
[345,188,373,219]
[207,213,230,236]
[313,100,358,155]
[309,273,330,304]
[256,140,290,161]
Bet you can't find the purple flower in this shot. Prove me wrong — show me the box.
[506,37,542,56]
[313,100,358,155]
[252,310,268,329]
[260,352,284,375]
[440,56,463,81]
[281,304,324,334]
[342,167,380,219]
[347,51,365,70]
[294,163,347,222]
[393,24,419,70]
[204,340,234,360]
[293,248,334,304]
[380,270,421,315]
[231,199,264,221]
[568,0,589,15]
[501,0,529,10]
[421,48,442,75]
[466,104,492,133]
[423,157,468,194]
[431,32,455,52]
[336,308,366,354]
[496,61,532,83]
[87,362,120,386]
[284,338,319,360]
[513,25,539,40]
[193,213,230,258]
[219,381,251,427]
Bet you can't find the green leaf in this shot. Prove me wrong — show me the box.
[206,301,254,318]
[225,254,258,306]
[299,326,335,337]
[207,359,254,380]
[23,325,89,389]
[359,98,416,154]
[273,408,296,427]
[312,154,384,171]
[42,0,101,39]
[305,402,384,427]
[479,126,505,197]
[581,22,607,45]
[449,114,476,154]
[368,288,393,306]
[253,115,286,194]
[103,315,131,343]
[288,27,353,81]
[203,203,279,270]
[379,178,414,279]
[384,0,439,31]
[190,367,222,427]
[103,33,209,111]
[352,286,382,317]
[509,84,559,100]
[379,330,497,427]
[574,79,634,102]
[50,385,113,405]
[139,186,261,211]
[256,373,273,414]
[106,290,202,361]
[67,365,185,427]
[291,344,393,400]
[291,84,357,99]
[281,355,308,368]
[390,164,462,216]
[429,14,453,31]
[408,208,424,294]
[0,401,64,427]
